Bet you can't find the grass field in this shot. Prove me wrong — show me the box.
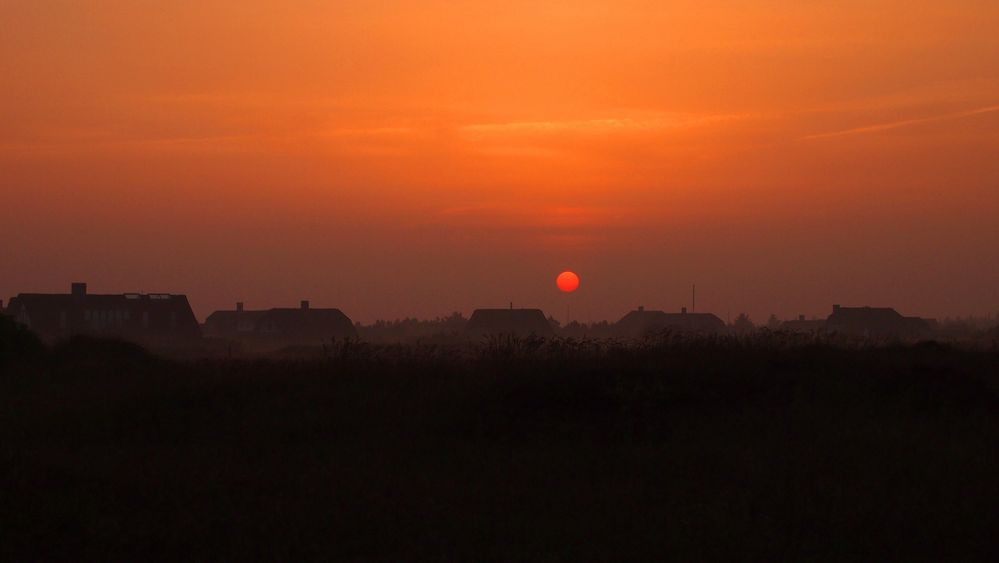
[3,332,999,561]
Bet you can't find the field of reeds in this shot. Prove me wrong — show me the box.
[3,323,999,561]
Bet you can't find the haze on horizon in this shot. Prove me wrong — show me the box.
[2,0,998,323]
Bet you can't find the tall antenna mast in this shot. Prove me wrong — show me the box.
[692,284,696,313]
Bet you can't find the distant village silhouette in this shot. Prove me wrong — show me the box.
[1,281,956,353]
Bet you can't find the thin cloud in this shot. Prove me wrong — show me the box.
[320,126,415,138]
[460,113,749,135]
[801,104,999,140]
[436,203,634,227]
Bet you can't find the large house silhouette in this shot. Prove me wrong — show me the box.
[4,283,200,346]
[203,301,357,349]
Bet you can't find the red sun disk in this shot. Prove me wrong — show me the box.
[556,271,580,292]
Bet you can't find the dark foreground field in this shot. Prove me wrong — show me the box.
[3,334,999,561]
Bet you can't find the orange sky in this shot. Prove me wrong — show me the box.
[2,0,998,322]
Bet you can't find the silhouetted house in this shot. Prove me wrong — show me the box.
[781,315,827,333]
[615,306,726,338]
[825,304,933,339]
[202,302,267,337]
[203,301,357,347]
[5,283,200,346]
[465,308,554,337]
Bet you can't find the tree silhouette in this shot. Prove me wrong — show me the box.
[732,313,755,334]
[766,314,782,331]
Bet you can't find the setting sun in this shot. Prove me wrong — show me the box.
[557,271,580,293]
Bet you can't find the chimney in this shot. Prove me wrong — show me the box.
[236,302,244,313]
[300,300,310,311]
[833,304,841,313]
[509,302,513,310]
[638,305,644,312]
[681,307,687,314]
[71,282,87,298]
[799,314,806,321]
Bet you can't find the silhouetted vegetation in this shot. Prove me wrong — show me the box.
[731,312,756,334]
[355,312,467,344]
[3,329,999,560]
[0,313,45,367]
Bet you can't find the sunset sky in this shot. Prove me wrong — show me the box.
[2,0,998,323]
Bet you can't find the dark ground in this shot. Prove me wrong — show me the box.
[2,330,999,561]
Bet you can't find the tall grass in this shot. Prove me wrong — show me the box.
[2,332,999,561]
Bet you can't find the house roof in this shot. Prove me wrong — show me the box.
[829,306,904,323]
[257,308,356,336]
[780,319,827,331]
[8,292,197,316]
[6,290,200,340]
[615,309,726,336]
[826,306,932,335]
[203,306,357,339]
[204,310,267,325]
[466,308,554,336]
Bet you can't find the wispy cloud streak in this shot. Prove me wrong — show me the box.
[460,113,748,135]
[801,104,999,140]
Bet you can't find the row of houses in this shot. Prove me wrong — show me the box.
[0,284,357,350]
[2,282,937,349]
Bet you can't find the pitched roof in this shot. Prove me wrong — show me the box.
[780,319,827,332]
[615,309,726,337]
[203,306,357,340]
[203,310,269,336]
[6,290,200,342]
[826,306,932,336]
[829,306,904,323]
[466,309,554,336]
[256,308,356,337]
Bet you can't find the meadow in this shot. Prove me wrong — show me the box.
[3,327,999,561]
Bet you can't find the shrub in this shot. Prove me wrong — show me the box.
[0,313,45,367]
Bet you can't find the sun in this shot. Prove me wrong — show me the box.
[556,271,580,293]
